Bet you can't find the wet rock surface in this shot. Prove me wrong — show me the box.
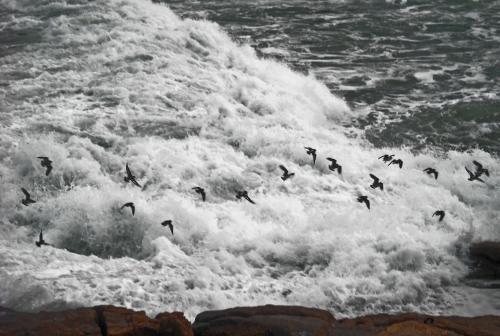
[1,304,499,336]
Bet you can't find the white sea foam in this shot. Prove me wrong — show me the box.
[0,0,499,320]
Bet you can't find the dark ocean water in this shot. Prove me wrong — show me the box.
[165,0,500,155]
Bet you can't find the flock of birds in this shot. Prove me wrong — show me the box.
[21,148,491,248]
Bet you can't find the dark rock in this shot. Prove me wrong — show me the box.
[469,241,500,279]
[193,305,335,336]
[0,305,193,336]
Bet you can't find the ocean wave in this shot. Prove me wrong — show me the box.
[0,0,499,319]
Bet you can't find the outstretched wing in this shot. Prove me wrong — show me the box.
[279,165,288,175]
[397,160,403,168]
[369,174,378,182]
[365,198,370,209]
[126,163,132,177]
[21,188,30,198]
[45,165,52,176]
[312,152,316,164]
[465,167,474,178]
[378,155,384,159]
[201,190,206,201]
[39,230,43,241]
[131,178,142,188]
[473,160,483,170]
[337,166,342,174]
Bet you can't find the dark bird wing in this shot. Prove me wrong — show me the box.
[45,165,52,176]
[126,163,132,177]
[245,195,256,204]
[312,152,316,164]
[434,171,438,179]
[378,155,384,159]
[279,165,289,175]
[131,178,142,188]
[369,174,378,182]
[365,198,370,209]
[39,230,43,242]
[161,221,174,235]
[21,188,30,199]
[473,160,483,170]
[423,168,431,173]
[337,165,342,174]
[465,167,474,178]
[398,160,403,168]
[201,189,206,201]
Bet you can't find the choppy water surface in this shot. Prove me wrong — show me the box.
[167,0,500,154]
[0,0,499,320]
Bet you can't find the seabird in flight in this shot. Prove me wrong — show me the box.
[279,165,295,181]
[423,167,438,179]
[192,187,206,201]
[21,188,36,206]
[304,147,317,165]
[124,163,142,188]
[35,229,50,247]
[369,174,384,190]
[357,195,370,209]
[465,167,485,183]
[236,190,256,204]
[378,154,394,163]
[388,158,403,168]
[326,158,342,174]
[161,220,174,235]
[432,210,445,222]
[121,202,135,216]
[37,156,53,176]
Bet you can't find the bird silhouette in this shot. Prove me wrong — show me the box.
[35,229,50,247]
[357,195,370,209]
[124,163,142,188]
[465,167,485,183]
[432,210,445,222]
[473,160,489,177]
[369,174,384,190]
[21,188,36,206]
[378,154,394,163]
[304,147,317,165]
[121,202,135,216]
[326,158,342,174]
[279,165,295,181]
[161,220,174,235]
[192,187,206,201]
[37,156,53,176]
[423,167,438,179]
[236,190,256,204]
[389,158,403,168]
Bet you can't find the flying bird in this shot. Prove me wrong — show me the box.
[378,154,394,163]
[236,190,256,204]
[279,165,295,181]
[465,167,485,183]
[423,167,438,179]
[35,230,50,247]
[161,220,174,235]
[389,158,403,169]
[432,210,445,222]
[473,160,489,177]
[37,156,53,176]
[21,188,36,206]
[369,174,384,190]
[192,187,206,201]
[304,147,317,165]
[124,163,142,188]
[357,195,370,209]
[326,158,342,174]
[120,202,135,216]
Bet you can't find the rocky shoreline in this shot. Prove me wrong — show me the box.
[1,304,500,336]
[1,242,499,336]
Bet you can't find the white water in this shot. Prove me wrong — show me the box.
[0,0,499,320]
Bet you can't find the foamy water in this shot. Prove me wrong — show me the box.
[0,0,499,320]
